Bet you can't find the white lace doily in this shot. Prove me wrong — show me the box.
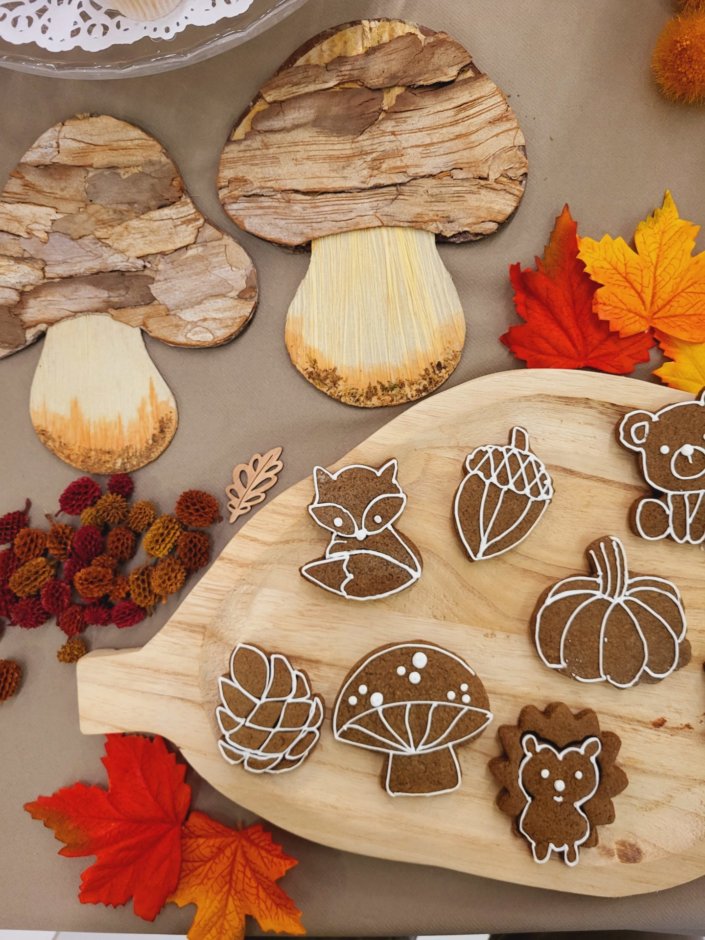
[0,0,255,52]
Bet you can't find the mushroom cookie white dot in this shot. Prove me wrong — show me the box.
[300,459,422,601]
[217,19,527,407]
[0,114,257,474]
[454,427,553,562]
[216,643,324,774]
[333,641,492,797]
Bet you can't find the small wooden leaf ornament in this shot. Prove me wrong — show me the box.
[226,448,284,523]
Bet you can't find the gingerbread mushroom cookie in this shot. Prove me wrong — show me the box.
[618,390,705,544]
[454,427,553,561]
[533,535,690,689]
[301,459,422,601]
[489,702,628,867]
[216,643,324,774]
[333,641,492,796]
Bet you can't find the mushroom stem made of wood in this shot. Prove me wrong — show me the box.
[218,18,527,407]
[0,114,258,473]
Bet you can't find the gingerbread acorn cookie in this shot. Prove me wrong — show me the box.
[489,702,628,867]
[216,643,324,774]
[454,427,553,561]
[533,535,690,689]
[301,459,422,601]
[618,390,705,544]
[333,641,492,796]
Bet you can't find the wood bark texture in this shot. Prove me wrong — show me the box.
[218,19,528,247]
[79,370,705,897]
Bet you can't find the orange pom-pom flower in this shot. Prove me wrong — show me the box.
[653,12,705,103]
[13,528,47,562]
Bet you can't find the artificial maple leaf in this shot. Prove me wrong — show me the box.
[501,205,653,372]
[170,811,305,940]
[578,191,705,341]
[25,734,190,921]
[654,332,705,393]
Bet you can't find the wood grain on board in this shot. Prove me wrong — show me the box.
[78,370,705,896]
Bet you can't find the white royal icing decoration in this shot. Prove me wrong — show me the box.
[409,671,421,684]
[333,642,493,798]
[396,666,406,676]
[0,0,255,53]
[216,643,324,775]
[534,535,687,689]
[412,651,428,668]
[517,734,602,867]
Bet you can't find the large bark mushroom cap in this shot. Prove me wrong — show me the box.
[0,114,257,472]
[334,640,492,796]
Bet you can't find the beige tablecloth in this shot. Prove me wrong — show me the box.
[1,0,704,932]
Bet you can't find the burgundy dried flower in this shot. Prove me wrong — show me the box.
[40,579,72,615]
[175,489,221,527]
[111,600,147,629]
[0,549,19,584]
[61,557,83,584]
[107,474,134,499]
[57,604,86,637]
[0,585,17,619]
[0,499,31,545]
[70,526,104,564]
[58,478,102,516]
[10,597,50,629]
[83,604,112,627]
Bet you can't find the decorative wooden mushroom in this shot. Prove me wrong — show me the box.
[0,114,258,473]
[218,19,527,407]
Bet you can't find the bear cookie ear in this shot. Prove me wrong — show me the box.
[618,409,655,450]
[580,736,602,759]
[522,733,540,757]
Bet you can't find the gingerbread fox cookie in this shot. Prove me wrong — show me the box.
[489,702,628,867]
[301,459,422,601]
[454,427,553,561]
[619,390,705,544]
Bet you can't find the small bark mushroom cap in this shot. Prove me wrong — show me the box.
[218,19,527,247]
[333,641,492,796]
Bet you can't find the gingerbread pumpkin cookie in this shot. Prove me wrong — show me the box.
[333,641,492,796]
[454,427,553,561]
[301,459,422,600]
[217,643,324,774]
[489,702,628,866]
[533,535,690,689]
[619,391,705,544]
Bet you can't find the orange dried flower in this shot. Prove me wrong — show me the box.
[80,506,100,527]
[106,527,136,562]
[92,554,117,571]
[46,522,74,560]
[0,659,22,701]
[74,564,114,600]
[653,12,705,103]
[143,515,182,558]
[109,574,130,603]
[93,492,129,527]
[177,530,211,571]
[57,604,86,637]
[677,0,705,13]
[151,556,186,600]
[13,527,47,562]
[57,637,88,663]
[9,557,54,597]
[129,564,158,609]
[127,500,157,534]
[175,490,221,527]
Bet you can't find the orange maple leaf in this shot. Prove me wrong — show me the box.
[170,811,305,940]
[25,735,190,921]
[578,191,705,341]
[654,332,705,393]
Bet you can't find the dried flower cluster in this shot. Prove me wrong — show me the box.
[653,5,705,103]
[0,477,219,686]
[0,659,22,701]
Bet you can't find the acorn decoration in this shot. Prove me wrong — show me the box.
[533,535,690,689]
[453,427,554,561]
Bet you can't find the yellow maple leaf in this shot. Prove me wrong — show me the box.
[578,191,705,341]
[655,333,705,393]
[170,812,305,940]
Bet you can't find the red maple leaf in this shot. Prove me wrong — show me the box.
[501,205,654,372]
[25,734,190,921]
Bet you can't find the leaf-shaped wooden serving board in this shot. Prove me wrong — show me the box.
[77,370,705,897]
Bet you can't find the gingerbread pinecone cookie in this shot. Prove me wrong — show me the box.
[489,703,628,867]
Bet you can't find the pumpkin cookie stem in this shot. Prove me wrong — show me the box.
[589,536,627,598]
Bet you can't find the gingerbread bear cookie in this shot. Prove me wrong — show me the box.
[533,535,690,689]
[454,427,553,561]
[619,390,705,544]
[489,702,628,866]
[217,643,324,774]
[333,641,492,796]
[301,459,422,601]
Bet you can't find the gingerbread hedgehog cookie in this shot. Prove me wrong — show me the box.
[216,643,324,774]
[618,390,705,544]
[489,702,628,867]
[453,427,553,562]
[333,641,492,796]
[301,459,422,601]
[533,535,690,689]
